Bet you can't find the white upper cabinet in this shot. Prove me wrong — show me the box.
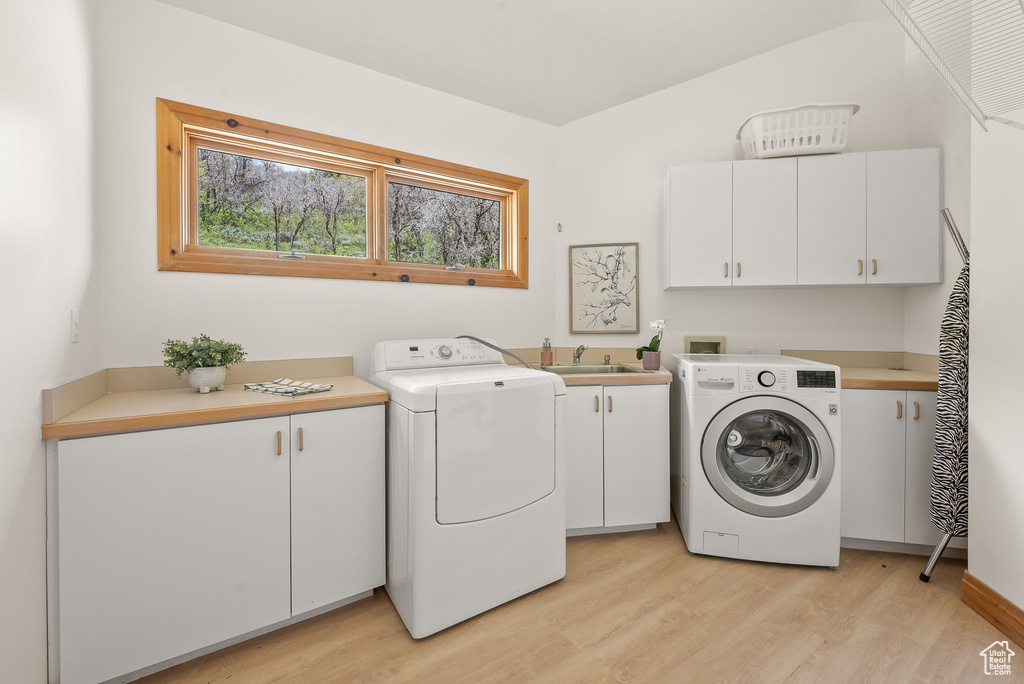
[866,148,941,285]
[663,161,733,288]
[732,158,798,287]
[798,153,867,285]
[662,148,940,289]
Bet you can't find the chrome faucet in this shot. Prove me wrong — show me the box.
[573,345,589,364]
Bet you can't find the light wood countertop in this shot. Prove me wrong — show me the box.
[781,350,939,391]
[839,367,939,391]
[42,375,387,440]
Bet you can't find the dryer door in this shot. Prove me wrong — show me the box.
[701,396,834,518]
[435,376,555,524]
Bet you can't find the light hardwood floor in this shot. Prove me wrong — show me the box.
[142,523,1018,683]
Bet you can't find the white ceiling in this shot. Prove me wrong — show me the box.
[155,0,888,125]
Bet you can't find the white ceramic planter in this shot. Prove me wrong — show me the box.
[189,366,227,394]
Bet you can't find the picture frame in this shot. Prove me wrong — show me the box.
[569,242,639,334]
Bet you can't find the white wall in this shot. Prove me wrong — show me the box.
[0,1,102,680]
[94,0,559,376]
[968,109,1024,609]
[903,43,971,355]
[555,19,911,355]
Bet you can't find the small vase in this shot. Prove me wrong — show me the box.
[642,351,661,371]
[189,366,227,394]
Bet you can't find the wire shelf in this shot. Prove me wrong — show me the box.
[880,0,1024,130]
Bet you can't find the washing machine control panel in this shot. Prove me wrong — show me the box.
[741,367,790,392]
[379,339,505,370]
[796,370,837,388]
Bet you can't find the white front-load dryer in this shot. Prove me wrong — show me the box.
[369,339,566,638]
[669,354,842,567]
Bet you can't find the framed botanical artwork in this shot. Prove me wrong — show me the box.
[569,242,639,334]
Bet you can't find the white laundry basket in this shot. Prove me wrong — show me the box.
[737,103,860,159]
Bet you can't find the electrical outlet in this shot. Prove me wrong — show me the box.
[70,309,80,343]
[744,346,757,355]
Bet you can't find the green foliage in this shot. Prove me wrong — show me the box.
[635,334,662,360]
[162,334,247,377]
[197,149,368,257]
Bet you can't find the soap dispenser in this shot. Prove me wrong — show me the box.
[541,338,553,367]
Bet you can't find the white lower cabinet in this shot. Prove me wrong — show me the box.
[56,406,384,684]
[291,406,385,613]
[840,389,907,542]
[564,388,605,529]
[841,389,963,549]
[565,384,670,532]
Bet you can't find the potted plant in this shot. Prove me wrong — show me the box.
[162,334,247,394]
[636,319,666,371]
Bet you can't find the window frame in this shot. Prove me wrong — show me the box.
[156,98,529,288]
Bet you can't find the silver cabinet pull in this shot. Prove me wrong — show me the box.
[913,402,920,421]
[724,262,729,278]
[608,396,613,413]
[858,259,864,276]
[298,427,304,451]
[594,395,599,413]
[276,431,283,455]
[872,258,878,275]
[896,400,903,420]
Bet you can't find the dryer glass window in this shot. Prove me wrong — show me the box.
[717,411,816,497]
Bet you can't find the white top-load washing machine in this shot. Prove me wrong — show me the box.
[369,338,567,638]
[669,354,842,567]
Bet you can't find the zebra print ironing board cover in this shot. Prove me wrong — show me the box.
[930,260,969,537]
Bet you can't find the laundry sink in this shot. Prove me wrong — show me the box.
[541,364,645,375]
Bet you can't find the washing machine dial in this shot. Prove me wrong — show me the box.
[438,345,453,360]
[757,370,776,387]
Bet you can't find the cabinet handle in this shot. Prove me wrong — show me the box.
[608,395,613,413]
[594,395,600,412]
[872,258,878,276]
[276,431,283,455]
[298,427,304,451]
[896,400,903,420]
[736,262,742,278]
[858,259,864,276]
[913,401,920,421]
[724,262,729,278]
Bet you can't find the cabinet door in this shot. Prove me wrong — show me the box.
[564,387,605,529]
[733,157,798,287]
[664,162,733,288]
[840,390,906,542]
[798,153,867,285]
[866,148,941,285]
[604,384,670,527]
[903,392,968,549]
[291,405,385,614]
[58,417,291,684]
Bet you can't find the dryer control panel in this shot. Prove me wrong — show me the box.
[373,338,505,372]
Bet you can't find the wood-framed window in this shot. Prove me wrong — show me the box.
[156,99,529,288]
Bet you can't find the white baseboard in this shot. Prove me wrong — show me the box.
[96,590,375,684]
[841,536,968,559]
[567,523,658,537]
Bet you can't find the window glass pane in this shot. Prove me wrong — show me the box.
[197,148,367,257]
[387,181,501,269]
